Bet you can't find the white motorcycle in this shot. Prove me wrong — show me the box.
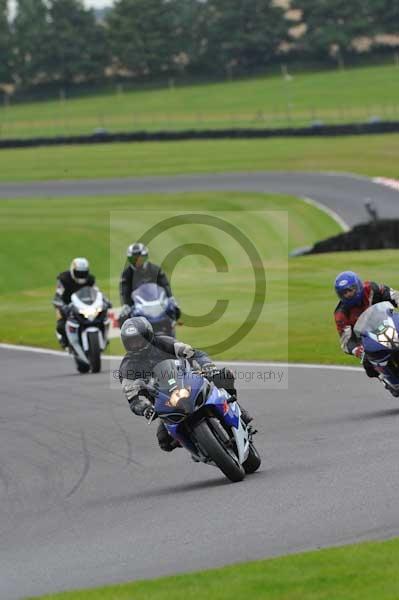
[66,286,110,373]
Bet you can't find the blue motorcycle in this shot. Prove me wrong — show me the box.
[120,283,176,337]
[146,358,261,483]
[354,301,399,396]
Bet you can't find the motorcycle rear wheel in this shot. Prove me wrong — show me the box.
[194,419,245,483]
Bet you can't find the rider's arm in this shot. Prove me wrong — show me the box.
[334,309,361,355]
[119,266,132,306]
[389,288,399,307]
[192,349,214,368]
[153,335,194,359]
[156,267,172,297]
[53,276,68,315]
[121,377,153,415]
[371,281,399,307]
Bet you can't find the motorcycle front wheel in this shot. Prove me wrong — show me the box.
[194,419,245,483]
[87,331,101,373]
[243,442,261,474]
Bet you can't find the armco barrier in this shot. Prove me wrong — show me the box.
[2,120,399,149]
[305,219,399,255]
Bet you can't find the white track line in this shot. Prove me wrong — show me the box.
[302,196,349,232]
[0,343,362,372]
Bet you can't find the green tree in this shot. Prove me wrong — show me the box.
[368,0,399,35]
[12,0,50,85]
[45,0,108,84]
[291,0,373,62]
[200,0,288,75]
[0,0,11,83]
[106,0,180,76]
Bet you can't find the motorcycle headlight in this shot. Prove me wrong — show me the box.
[377,326,399,347]
[79,307,101,320]
[167,387,191,408]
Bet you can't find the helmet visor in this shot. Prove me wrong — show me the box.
[128,254,146,267]
[337,284,358,300]
[126,333,151,352]
[73,269,88,280]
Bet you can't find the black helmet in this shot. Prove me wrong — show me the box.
[127,243,148,269]
[120,317,154,354]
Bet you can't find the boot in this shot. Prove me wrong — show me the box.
[56,331,68,349]
[156,422,181,452]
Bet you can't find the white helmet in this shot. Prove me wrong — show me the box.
[70,257,90,284]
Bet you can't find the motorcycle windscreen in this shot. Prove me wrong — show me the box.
[132,283,168,318]
[354,301,396,337]
[74,286,98,305]
[152,358,203,418]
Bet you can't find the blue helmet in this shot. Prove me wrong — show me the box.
[334,271,364,308]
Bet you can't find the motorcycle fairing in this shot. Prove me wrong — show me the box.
[132,283,169,322]
[66,319,90,365]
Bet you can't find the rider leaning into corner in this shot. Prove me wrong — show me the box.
[334,270,399,377]
[118,316,252,452]
[119,243,181,326]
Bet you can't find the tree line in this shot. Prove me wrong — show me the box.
[0,0,398,90]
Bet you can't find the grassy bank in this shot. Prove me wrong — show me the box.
[1,134,399,181]
[1,190,398,363]
[2,64,399,138]
[27,537,399,600]
[0,191,341,362]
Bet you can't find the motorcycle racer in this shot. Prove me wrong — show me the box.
[334,270,399,377]
[118,317,251,451]
[53,258,111,348]
[119,243,180,326]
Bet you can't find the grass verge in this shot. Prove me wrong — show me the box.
[2,190,399,363]
[3,64,399,137]
[0,191,342,362]
[1,134,399,182]
[26,537,399,600]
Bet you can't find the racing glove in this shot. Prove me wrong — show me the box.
[352,345,365,360]
[123,379,155,416]
[166,296,181,320]
[118,304,131,327]
[122,378,147,402]
[201,362,218,378]
[130,396,154,417]
[174,342,194,359]
[120,304,131,318]
[59,303,70,319]
[390,288,399,307]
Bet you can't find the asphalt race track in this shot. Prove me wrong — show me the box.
[2,172,399,599]
[1,171,399,226]
[3,347,399,599]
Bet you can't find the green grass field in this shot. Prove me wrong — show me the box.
[2,190,399,363]
[1,133,399,181]
[26,537,399,600]
[2,64,399,138]
[0,191,340,362]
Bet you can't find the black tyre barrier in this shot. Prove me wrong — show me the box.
[304,219,399,255]
[2,120,399,149]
